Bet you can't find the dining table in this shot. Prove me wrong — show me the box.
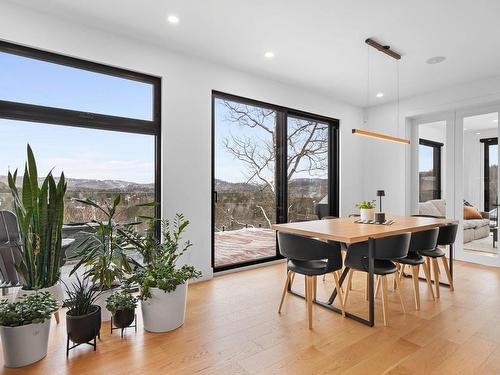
[272,214,458,327]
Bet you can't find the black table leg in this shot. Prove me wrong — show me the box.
[367,237,375,326]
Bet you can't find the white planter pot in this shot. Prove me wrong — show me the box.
[141,283,188,333]
[360,208,375,221]
[0,320,51,368]
[94,288,116,322]
[16,282,64,308]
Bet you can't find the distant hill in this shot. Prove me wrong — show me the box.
[215,177,327,194]
[0,176,154,191]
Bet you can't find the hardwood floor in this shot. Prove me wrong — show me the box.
[2,260,500,374]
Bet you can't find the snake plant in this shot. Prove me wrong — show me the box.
[7,144,67,290]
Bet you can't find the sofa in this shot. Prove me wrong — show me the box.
[418,199,490,243]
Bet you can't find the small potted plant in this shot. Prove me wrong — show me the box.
[64,276,102,356]
[124,214,201,333]
[0,292,57,367]
[106,286,138,337]
[356,200,376,221]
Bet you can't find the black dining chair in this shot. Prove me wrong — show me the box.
[395,228,438,310]
[343,233,411,326]
[277,232,345,329]
[419,223,458,297]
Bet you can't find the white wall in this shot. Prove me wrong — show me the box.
[363,76,500,215]
[0,2,365,279]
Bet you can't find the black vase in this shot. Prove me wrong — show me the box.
[112,309,135,329]
[66,305,102,344]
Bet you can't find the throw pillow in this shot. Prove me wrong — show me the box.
[463,206,483,220]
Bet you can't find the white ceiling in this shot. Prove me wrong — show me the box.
[7,0,500,107]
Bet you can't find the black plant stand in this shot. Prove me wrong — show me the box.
[111,314,137,338]
[66,329,99,357]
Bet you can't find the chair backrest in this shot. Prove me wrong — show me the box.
[321,216,338,220]
[277,232,342,266]
[437,223,458,246]
[0,211,22,286]
[372,232,411,260]
[409,228,439,253]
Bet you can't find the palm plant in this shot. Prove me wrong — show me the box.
[69,195,136,291]
[7,144,66,290]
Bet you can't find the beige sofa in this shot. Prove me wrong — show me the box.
[418,199,490,243]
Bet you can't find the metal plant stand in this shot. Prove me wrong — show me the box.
[110,314,138,338]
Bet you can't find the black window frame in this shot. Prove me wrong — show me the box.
[480,137,498,211]
[0,41,162,228]
[419,138,443,201]
[211,90,339,272]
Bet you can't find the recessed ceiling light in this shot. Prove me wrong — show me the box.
[426,56,446,64]
[264,51,275,59]
[167,15,179,24]
[476,132,481,135]
[494,119,498,123]
[376,92,384,98]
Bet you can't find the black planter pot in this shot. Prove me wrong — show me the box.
[112,309,135,329]
[66,305,101,356]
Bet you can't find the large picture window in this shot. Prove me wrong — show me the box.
[419,138,442,202]
[212,91,339,271]
[0,41,161,275]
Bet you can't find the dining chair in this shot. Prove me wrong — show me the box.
[419,223,457,297]
[277,232,345,329]
[395,228,438,310]
[343,233,411,326]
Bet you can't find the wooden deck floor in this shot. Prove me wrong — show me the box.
[2,260,500,374]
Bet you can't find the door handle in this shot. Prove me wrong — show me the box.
[214,191,218,203]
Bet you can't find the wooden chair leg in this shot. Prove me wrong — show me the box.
[306,276,313,329]
[380,275,389,326]
[432,258,440,298]
[375,275,381,299]
[441,256,454,291]
[344,269,354,308]
[290,272,296,286]
[54,310,60,324]
[422,258,435,300]
[394,264,400,290]
[394,272,406,314]
[348,270,354,291]
[411,265,420,310]
[278,271,292,313]
[313,276,317,301]
[332,271,346,317]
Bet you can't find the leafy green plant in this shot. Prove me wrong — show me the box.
[124,214,201,300]
[69,196,136,291]
[0,292,57,327]
[106,287,138,314]
[64,276,101,317]
[7,144,66,290]
[356,200,376,209]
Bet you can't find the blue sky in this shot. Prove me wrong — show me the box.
[0,52,154,183]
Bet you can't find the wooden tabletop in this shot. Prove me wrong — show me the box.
[272,215,458,244]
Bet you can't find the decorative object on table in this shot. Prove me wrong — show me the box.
[354,218,394,225]
[376,190,385,212]
[7,145,67,323]
[64,276,102,357]
[356,200,376,221]
[124,214,201,333]
[374,212,386,224]
[0,292,57,368]
[352,38,410,145]
[106,286,138,338]
[68,195,137,321]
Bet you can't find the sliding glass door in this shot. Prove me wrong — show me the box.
[212,92,338,271]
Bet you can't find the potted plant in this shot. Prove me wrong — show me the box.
[69,195,136,321]
[106,286,138,337]
[8,145,66,320]
[64,276,102,356]
[356,200,376,221]
[0,292,57,367]
[125,214,201,332]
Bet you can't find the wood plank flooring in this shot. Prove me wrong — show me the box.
[2,260,500,374]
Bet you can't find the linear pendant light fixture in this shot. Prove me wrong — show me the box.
[352,38,410,145]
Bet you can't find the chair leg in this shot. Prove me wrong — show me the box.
[344,269,354,308]
[411,265,421,310]
[380,275,389,326]
[54,310,60,324]
[332,272,346,317]
[432,258,440,298]
[306,276,313,329]
[375,275,381,299]
[348,270,354,291]
[313,276,317,301]
[394,264,400,290]
[422,258,435,300]
[394,272,406,314]
[290,272,295,286]
[441,256,454,291]
[278,271,292,313]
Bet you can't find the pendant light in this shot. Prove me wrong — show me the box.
[352,38,410,145]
